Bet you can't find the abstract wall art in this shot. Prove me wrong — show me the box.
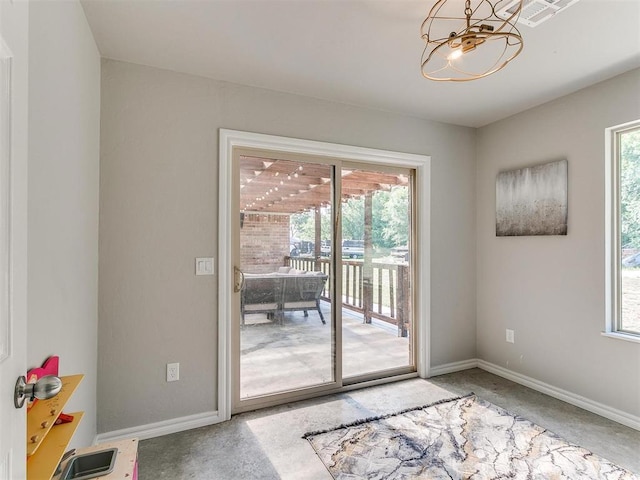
[496,159,568,236]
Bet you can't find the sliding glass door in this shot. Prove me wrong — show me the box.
[340,164,415,381]
[231,147,416,413]
[235,153,337,406]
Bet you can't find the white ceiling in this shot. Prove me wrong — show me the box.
[81,0,640,128]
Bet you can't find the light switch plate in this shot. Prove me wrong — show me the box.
[195,257,214,276]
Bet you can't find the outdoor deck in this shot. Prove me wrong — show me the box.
[240,301,412,399]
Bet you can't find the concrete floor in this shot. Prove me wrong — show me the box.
[138,369,640,479]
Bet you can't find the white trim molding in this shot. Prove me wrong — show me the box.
[218,129,431,416]
[429,359,640,431]
[428,359,479,377]
[97,357,640,444]
[95,411,224,444]
[601,331,640,344]
[604,119,640,340]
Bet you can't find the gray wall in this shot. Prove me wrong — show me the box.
[28,1,101,446]
[476,68,640,417]
[98,59,477,433]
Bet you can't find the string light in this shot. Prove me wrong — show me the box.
[247,162,309,211]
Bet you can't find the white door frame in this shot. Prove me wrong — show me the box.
[217,129,431,421]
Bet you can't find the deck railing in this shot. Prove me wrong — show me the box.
[285,256,410,337]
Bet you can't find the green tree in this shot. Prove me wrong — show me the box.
[292,185,410,250]
[290,207,332,242]
[372,191,391,247]
[340,186,409,248]
[290,211,315,241]
[341,197,364,240]
[381,186,409,247]
[621,129,640,248]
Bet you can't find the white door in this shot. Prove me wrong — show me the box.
[0,1,29,478]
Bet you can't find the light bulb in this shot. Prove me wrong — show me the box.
[448,48,463,61]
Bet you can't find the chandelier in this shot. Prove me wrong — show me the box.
[421,0,524,81]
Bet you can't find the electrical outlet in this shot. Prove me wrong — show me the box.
[167,362,179,382]
[506,329,515,344]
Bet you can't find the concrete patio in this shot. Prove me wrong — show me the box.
[240,301,412,399]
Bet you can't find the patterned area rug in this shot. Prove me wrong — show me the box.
[304,394,638,479]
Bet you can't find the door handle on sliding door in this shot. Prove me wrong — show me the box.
[234,267,245,293]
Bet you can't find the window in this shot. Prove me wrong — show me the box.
[606,120,640,340]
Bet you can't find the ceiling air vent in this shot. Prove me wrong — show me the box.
[497,0,582,28]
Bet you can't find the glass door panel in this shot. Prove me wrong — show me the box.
[340,166,414,379]
[238,155,335,400]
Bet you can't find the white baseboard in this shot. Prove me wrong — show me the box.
[428,359,479,377]
[428,358,640,431]
[95,410,224,444]
[96,359,639,444]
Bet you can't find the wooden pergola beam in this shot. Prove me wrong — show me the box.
[240,156,403,214]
